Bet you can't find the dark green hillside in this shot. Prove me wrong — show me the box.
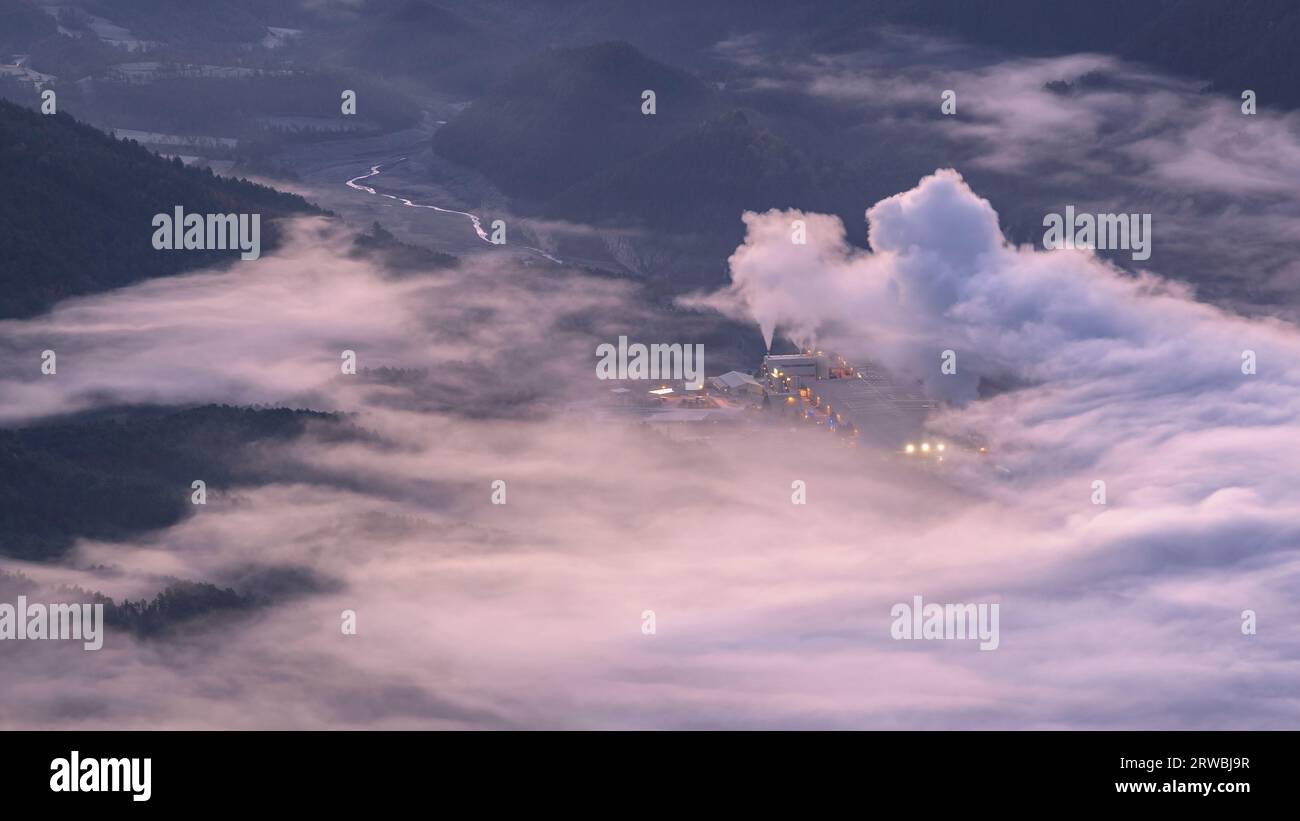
[0,99,321,319]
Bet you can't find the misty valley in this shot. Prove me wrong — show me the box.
[0,0,1297,771]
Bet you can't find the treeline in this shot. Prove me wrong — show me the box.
[0,566,326,637]
[0,569,255,637]
[350,221,459,273]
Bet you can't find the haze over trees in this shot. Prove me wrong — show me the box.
[0,405,354,561]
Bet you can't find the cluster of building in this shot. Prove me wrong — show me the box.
[760,351,939,454]
[759,351,985,458]
[577,346,981,457]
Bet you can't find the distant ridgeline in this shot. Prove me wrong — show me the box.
[0,98,321,319]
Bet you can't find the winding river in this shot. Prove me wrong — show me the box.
[345,158,562,264]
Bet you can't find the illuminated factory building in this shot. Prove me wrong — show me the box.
[761,351,946,455]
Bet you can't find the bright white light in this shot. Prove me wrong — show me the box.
[905,443,915,454]
[921,442,930,452]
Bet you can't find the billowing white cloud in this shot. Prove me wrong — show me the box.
[696,169,1299,411]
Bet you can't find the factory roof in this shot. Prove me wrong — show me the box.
[804,363,936,448]
[713,371,761,389]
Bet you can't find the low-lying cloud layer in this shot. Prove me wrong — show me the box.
[1,163,1297,728]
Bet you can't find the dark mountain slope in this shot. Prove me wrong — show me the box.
[433,41,715,201]
[546,109,830,233]
[0,99,320,319]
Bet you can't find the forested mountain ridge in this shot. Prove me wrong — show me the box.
[0,99,321,319]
